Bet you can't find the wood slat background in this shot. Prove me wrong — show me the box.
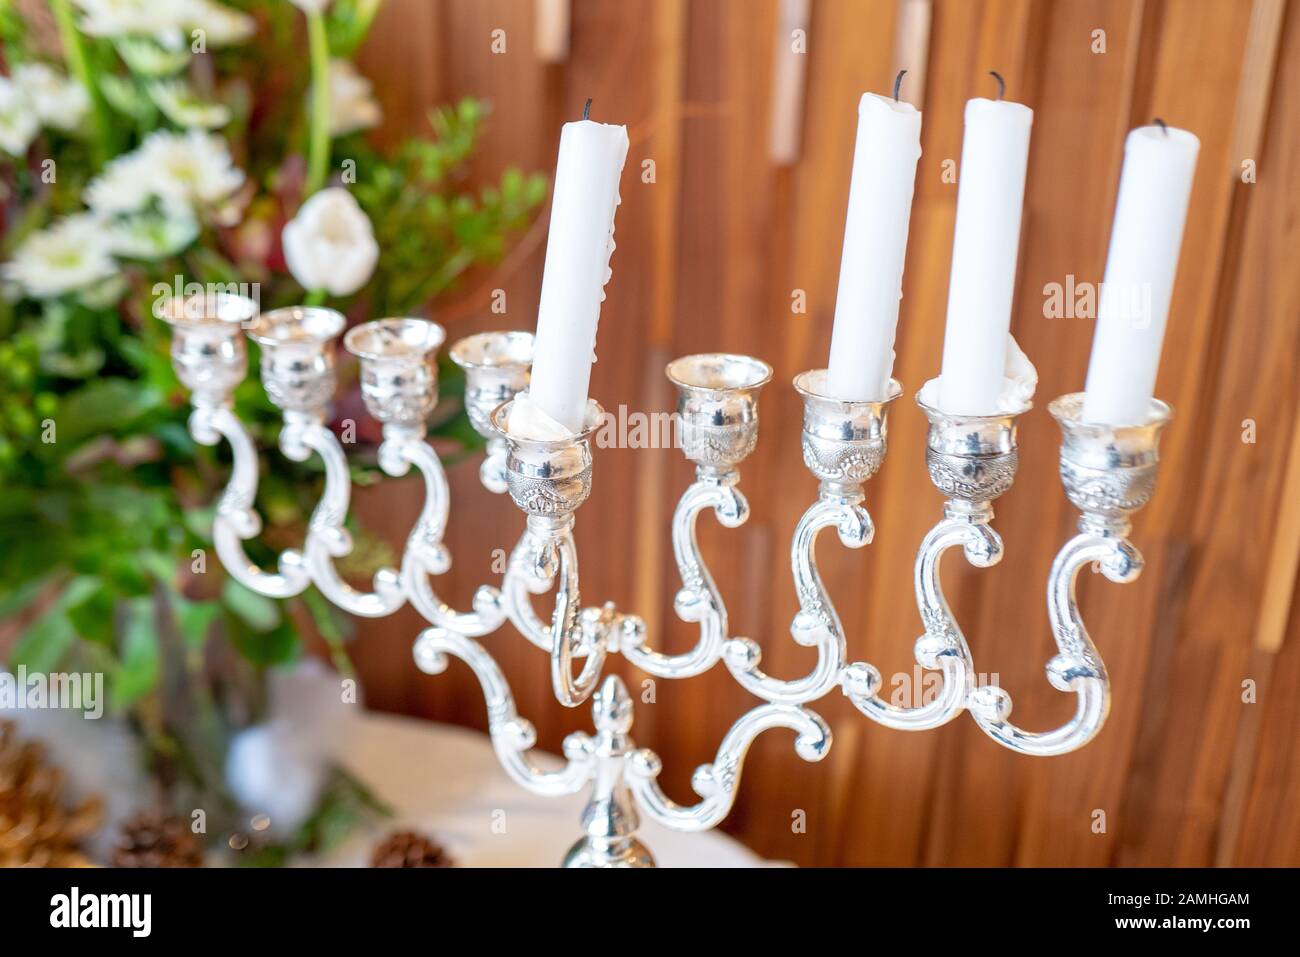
[346,0,1300,866]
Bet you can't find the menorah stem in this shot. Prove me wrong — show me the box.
[562,676,655,868]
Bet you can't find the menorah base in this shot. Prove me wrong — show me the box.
[562,835,656,868]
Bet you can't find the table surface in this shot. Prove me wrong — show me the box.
[318,712,775,868]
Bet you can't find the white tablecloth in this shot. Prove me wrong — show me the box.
[318,712,774,868]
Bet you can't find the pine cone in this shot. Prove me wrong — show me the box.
[0,720,102,867]
[112,808,204,868]
[370,830,454,868]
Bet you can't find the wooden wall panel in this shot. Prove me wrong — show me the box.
[349,0,1300,866]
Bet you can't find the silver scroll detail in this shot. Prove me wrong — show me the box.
[725,368,1171,756]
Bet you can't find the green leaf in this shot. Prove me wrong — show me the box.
[227,615,299,666]
[301,587,352,676]
[99,73,152,119]
[115,37,191,77]
[0,574,52,619]
[300,587,342,643]
[174,597,220,650]
[137,549,179,587]
[112,596,160,709]
[55,379,163,445]
[9,576,101,673]
[65,580,116,647]
[221,578,282,632]
[10,607,77,675]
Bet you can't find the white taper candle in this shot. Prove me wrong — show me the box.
[1082,123,1199,425]
[936,94,1033,415]
[526,111,629,433]
[825,89,922,401]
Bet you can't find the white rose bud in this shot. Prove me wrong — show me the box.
[288,0,332,13]
[282,187,380,297]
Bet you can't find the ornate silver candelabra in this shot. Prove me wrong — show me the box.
[164,293,1170,866]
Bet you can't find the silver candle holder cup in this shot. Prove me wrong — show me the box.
[919,394,1030,516]
[245,306,346,415]
[344,317,446,432]
[666,353,772,475]
[159,292,259,405]
[1050,393,1172,535]
[490,398,604,525]
[450,331,535,494]
[451,331,535,438]
[795,370,902,497]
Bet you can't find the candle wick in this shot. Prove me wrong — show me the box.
[893,69,907,102]
[989,70,1006,101]
[582,97,592,121]
[1153,116,1169,135]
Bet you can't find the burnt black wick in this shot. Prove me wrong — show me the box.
[1153,117,1169,135]
[989,71,1006,100]
[582,97,592,121]
[893,69,907,102]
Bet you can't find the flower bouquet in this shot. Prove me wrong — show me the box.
[0,0,546,864]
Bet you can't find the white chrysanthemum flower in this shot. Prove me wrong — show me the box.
[86,129,245,214]
[3,214,118,298]
[74,0,192,46]
[148,79,232,129]
[189,0,256,46]
[84,149,156,214]
[323,59,381,137]
[12,64,91,133]
[282,187,379,296]
[0,76,39,156]
[107,207,200,260]
[141,129,245,205]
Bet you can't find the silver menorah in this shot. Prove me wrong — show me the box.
[164,293,1170,867]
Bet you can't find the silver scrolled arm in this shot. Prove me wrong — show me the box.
[728,370,1171,758]
[845,513,995,729]
[249,308,404,618]
[416,625,828,862]
[621,354,771,678]
[724,370,1029,731]
[845,396,1025,729]
[617,475,747,677]
[162,294,312,598]
[627,700,831,832]
[724,371,903,704]
[968,393,1171,755]
[345,321,525,634]
[190,402,312,597]
[413,627,594,796]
